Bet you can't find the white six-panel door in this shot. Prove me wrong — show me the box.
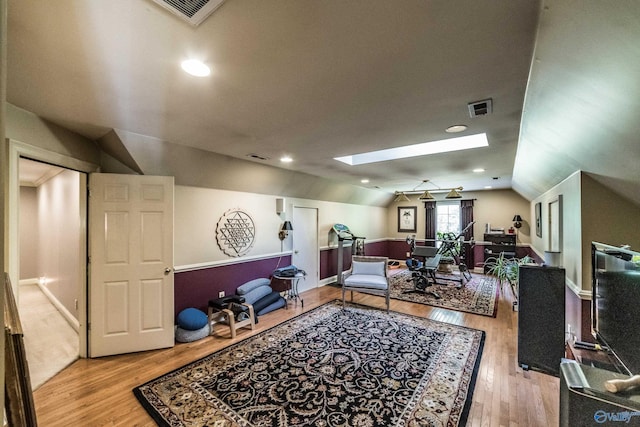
[292,206,318,293]
[89,173,174,357]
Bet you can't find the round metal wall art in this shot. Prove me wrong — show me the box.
[216,209,256,257]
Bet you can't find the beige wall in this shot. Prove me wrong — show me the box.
[530,171,640,341]
[6,104,99,165]
[581,173,640,291]
[110,129,392,208]
[175,185,387,267]
[530,171,582,291]
[387,189,531,244]
[36,169,81,319]
[19,186,38,279]
[1,0,7,411]
[530,171,640,295]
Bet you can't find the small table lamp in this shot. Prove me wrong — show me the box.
[513,215,523,229]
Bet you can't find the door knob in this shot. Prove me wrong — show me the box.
[164,267,173,275]
[294,250,299,254]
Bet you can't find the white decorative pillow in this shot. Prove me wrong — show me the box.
[352,261,385,276]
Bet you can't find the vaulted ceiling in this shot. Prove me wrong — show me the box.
[7,1,640,205]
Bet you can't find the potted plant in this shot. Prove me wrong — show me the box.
[484,253,532,309]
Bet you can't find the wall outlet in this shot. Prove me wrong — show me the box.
[406,252,410,258]
[218,291,225,298]
[566,324,575,341]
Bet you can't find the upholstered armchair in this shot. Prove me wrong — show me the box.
[341,255,390,312]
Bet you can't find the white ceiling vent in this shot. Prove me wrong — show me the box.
[150,0,226,26]
[468,99,493,118]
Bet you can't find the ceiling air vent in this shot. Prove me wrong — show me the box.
[150,0,226,26]
[468,98,493,118]
[247,153,270,161]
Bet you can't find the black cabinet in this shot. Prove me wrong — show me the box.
[518,265,566,376]
[483,233,516,273]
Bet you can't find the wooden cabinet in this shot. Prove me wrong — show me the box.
[482,233,516,273]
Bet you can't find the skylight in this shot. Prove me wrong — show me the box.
[334,133,489,166]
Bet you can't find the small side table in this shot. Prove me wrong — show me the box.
[272,272,305,308]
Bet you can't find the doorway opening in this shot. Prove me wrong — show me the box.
[17,157,85,389]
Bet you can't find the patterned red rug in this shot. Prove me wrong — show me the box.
[388,269,499,317]
[134,301,485,426]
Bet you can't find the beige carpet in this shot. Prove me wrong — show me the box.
[18,284,79,390]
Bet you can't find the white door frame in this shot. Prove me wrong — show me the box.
[8,139,98,358]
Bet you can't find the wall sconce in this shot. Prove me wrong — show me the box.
[279,221,293,240]
[513,214,523,229]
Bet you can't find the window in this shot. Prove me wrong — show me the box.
[436,202,461,245]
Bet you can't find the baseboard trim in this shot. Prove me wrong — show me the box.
[19,278,39,286]
[36,282,80,332]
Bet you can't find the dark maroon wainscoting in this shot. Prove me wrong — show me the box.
[175,240,544,320]
[174,255,290,318]
[473,243,543,269]
[388,239,413,261]
[320,241,391,280]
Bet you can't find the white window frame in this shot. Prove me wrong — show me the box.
[436,201,461,246]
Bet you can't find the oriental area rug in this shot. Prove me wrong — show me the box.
[134,301,485,427]
[388,270,499,317]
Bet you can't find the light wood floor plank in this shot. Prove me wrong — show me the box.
[32,282,559,426]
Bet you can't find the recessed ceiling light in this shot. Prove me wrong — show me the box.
[280,155,293,163]
[484,185,492,189]
[445,125,468,133]
[473,168,485,173]
[361,179,370,184]
[334,133,489,166]
[181,59,211,77]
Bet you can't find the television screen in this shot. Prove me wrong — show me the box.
[592,242,640,375]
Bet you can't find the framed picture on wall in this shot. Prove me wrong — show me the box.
[535,202,542,237]
[398,206,417,232]
[548,196,562,252]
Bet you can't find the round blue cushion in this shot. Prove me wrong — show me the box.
[177,308,208,331]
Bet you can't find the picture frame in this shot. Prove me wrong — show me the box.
[548,195,562,252]
[535,202,542,237]
[398,206,417,232]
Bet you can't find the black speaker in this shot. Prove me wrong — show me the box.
[518,265,566,376]
[560,362,640,426]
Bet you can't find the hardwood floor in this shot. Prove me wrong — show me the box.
[32,282,559,426]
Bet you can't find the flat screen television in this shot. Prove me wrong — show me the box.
[592,242,640,375]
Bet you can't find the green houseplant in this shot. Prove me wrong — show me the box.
[484,253,532,301]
